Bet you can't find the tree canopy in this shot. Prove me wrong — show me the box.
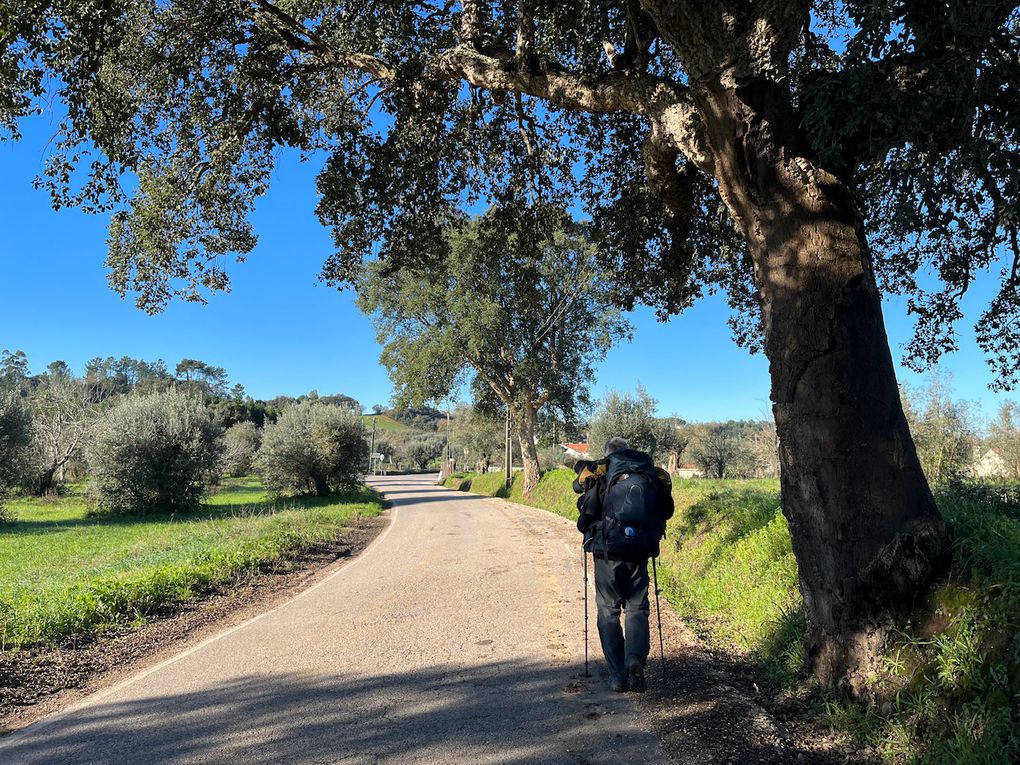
[4,2,1017,384]
[359,211,629,492]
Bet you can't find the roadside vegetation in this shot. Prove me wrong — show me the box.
[444,466,1019,763]
[0,477,383,650]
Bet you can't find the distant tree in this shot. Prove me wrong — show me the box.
[45,360,72,380]
[453,404,504,473]
[28,373,100,494]
[257,402,366,496]
[372,404,385,415]
[689,423,750,479]
[360,212,629,495]
[86,390,224,515]
[987,402,1020,481]
[902,372,976,486]
[175,358,228,397]
[588,387,685,465]
[405,436,446,472]
[223,421,262,477]
[0,388,33,521]
[1,350,28,390]
[746,420,781,479]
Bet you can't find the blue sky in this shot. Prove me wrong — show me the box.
[0,115,1014,424]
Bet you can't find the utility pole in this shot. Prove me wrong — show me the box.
[505,407,512,490]
[446,403,452,463]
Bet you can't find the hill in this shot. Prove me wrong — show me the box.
[362,414,411,432]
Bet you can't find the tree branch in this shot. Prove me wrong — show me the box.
[437,44,713,171]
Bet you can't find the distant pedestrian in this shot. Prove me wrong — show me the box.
[573,437,674,692]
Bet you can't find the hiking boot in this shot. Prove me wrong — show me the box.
[627,661,646,693]
[609,675,627,693]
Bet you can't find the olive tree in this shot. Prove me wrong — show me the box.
[589,387,687,465]
[10,0,1020,687]
[256,402,367,495]
[223,420,262,477]
[28,372,100,494]
[86,389,224,515]
[405,436,446,472]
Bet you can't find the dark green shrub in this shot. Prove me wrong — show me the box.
[85,389,224,514]
[256,402,367,496]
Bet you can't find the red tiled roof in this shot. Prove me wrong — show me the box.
[563,442,589,453]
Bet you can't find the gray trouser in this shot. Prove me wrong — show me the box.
[593,557,650,680]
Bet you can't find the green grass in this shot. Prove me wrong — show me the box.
[445,470,1020,763]
[0,477,384,650]
[362,413,410,432]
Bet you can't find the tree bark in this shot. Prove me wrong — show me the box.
[515,403,541,497]
[696,80,952,692]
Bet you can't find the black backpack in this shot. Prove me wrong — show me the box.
[592,451,668,560]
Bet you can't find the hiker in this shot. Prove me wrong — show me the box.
[573,437,674,693]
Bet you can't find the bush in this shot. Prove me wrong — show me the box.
[256,402,367,496]
[224,421,262,477]
[86,389,224,515]
[0,389,34,521]
[538,445,571,472]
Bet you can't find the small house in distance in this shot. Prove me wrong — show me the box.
[972,448,1009,479]
[561,442,590,460]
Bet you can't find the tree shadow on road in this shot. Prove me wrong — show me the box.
[1,658,829,765]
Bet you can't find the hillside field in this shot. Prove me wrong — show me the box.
[362,414,411,432]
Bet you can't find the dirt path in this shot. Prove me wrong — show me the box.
[0,474,672,764]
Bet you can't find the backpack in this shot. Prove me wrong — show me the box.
[590,450,669,560]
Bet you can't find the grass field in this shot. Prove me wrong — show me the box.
[362,413,410,432]
[0,477,384,650]
[444,469,1020,763]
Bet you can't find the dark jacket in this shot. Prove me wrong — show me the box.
[573,449,675,560]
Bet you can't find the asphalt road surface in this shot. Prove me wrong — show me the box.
[1,474,669,765]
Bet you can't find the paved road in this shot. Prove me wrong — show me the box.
[1,474,669,765]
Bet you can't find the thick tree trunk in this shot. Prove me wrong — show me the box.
[698,82,952,692]
[515,404,541,497]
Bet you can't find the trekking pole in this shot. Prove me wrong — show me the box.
[651,556,666,685]
[583,548,590,677]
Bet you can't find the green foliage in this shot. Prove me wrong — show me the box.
[6,3,1018,383]
[588,386,685,463]
[358,213,629,429]
[405,435,446,471]
[0,478,383,648]
[85,389,224,515]
[901,371,977,486]
[223,421,262,477]
[450,404,504,472]
[256,401,367,496]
